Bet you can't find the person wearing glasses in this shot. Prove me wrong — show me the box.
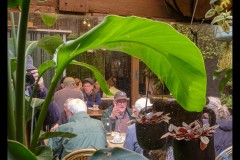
[101,91,134,133]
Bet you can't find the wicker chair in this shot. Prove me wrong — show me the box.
[215,146,232,160]
[62,148,97,160]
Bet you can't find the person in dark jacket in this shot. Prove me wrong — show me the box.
[101,91,133,133]
[82,78,101,108]
[123,97,153,154]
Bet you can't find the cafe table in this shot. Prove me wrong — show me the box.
[107,132,126,148]
[87,108,105,119]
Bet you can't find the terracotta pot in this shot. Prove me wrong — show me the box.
[136,122,172,150]
[173,137,215,160]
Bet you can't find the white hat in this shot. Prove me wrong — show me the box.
[134,97,153,113]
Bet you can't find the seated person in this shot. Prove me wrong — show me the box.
[58,98,74,125]
[101,91,134,133]
[94,80,103,97]
[123,97,153,154]
[82,78,101,108]
[102,76,121,98]
[74,77,83,90]
[47,98,107,159]
[54,77,84,124]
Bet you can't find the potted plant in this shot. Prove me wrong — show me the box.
[205,0,232,41]
[8,0,207,159]
[161,120,219,160]
[133,111,172,150]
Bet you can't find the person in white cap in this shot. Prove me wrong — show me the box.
[123,97,153,154]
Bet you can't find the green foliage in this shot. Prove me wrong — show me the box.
[38,132,77,142]
[8,0,208,158]
[40,13,57,27]
[8,140,37,160]
[220,93,232,109]
[37,35,64,56]
[90,147,148,160]
[205,0,232,33]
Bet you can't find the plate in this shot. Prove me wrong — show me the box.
[110,140,125,144]
[88,108,100,111]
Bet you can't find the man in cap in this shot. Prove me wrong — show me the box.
[123,97,153,154]
[82,78,101,108]
[101,91,134,133]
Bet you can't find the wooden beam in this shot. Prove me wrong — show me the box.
[131,57,140,106]
[88,0,173,19]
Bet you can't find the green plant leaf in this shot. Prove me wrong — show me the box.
[25,41,38,57]
[211,15,225,25]
[221,21,230,33]
[8,140,37,160]
[37,60,55,76]
[54,15,206,112]
[34,146,53,160]
[10,58,17,74]
[38,132,77,141]
[8,0,20,8]
[37,35,64,56]
[218,68,232,93]
[215,5,224,13]
[8,38,15,58]
[70,60,113,96]
[25,96,45,121]
[90,147,148,160]
[40,13,57,27]
[205,9,216,18]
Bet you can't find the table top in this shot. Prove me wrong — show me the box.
[107,132,126,148]
[87,108,105,117]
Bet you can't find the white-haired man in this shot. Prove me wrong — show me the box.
[123,97,153,154]
[47,98,107,159]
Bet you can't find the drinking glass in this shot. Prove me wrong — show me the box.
[102,118,112,135]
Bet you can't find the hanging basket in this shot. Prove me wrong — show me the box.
[150,98,216,126]
[164,0,211,20]
[136,121,172,150]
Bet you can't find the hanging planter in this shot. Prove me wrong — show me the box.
[161,120,219,160]
[133,111,172,150]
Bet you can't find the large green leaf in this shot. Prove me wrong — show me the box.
[25,96,45,121]
[90,147,147,160]
[70,60,113,96]
[37,35,64,56]
[8,140,37,160]
[34,146,53,160]
[40,13,57,27]
[8,0,20,8]
[38,132,77,141]
[8,38,38,58]
[54,15,206,112]
[213,68,232,93]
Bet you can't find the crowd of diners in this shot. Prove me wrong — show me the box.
[26,55,232,160]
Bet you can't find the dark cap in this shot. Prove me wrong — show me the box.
[114,91,127,101]
[26,55,37,70]
[83,78,94,85]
